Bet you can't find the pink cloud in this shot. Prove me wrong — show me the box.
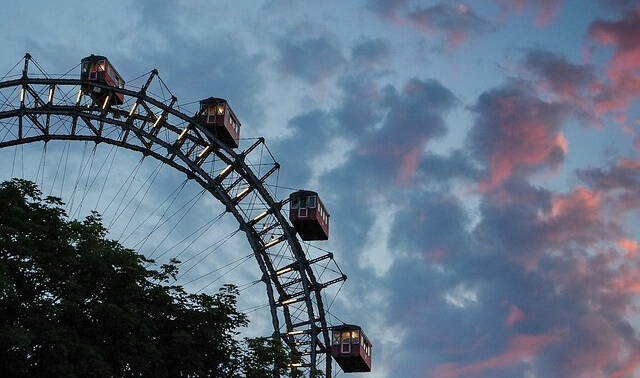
[543,187,601,243]
[588,8,640,120]
[372,2,491,49]
[433,332,562,378]
[480,131,567,192]
[399,148,421,183]
[611,349,640,378]
[612,260,640,293]
[505,304,525,327]
[577,158,640,213]
[495,0,562,26]
[618,238,638,258]
[405,4,490,49]
[357,144,424,186]
[473,89,568,192]
[423,248,449,262]
[565,313,628,374]
[520,50,596,117]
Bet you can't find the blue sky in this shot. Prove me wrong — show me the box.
[2,0,640,376]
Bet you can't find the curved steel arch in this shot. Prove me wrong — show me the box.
[0,55,346,376]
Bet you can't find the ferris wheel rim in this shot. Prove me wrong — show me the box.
[0,54,345,376]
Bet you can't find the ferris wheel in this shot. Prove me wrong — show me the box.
[0,53,372,376]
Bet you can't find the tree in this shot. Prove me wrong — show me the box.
[0,179,301,377]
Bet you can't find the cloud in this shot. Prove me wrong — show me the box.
[277,34,346,85]
[335,75,386,135]
[468,81,569,192]
[353,78,458,186]
[506,304,525,327]
[494,0,562,26]
[520,50,596,109]
[368,1,493,49]
[271,109,336,187]
[367,0,407,21]
[587,7,640,121]
[599,0,640,10]
[433,332,563,378]
[350,38,391,69]
[577,158,640,213]
[404,4,493,49]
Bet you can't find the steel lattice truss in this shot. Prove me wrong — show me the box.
[0,54,346,376]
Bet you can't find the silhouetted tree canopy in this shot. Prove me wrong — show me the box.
[0,179,302,377]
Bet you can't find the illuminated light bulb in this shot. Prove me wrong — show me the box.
[198,145,211,158]
[153,115,163,128]
[178,127,189,140]
[276,266,293,276]
[251,211,269,224]
[129,102,138,117]
[281,297,300,305]
[263,236,285,249]
[235,187,250,199]
[102,96,110,110]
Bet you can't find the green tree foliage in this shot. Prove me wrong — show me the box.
[0,179,301,377]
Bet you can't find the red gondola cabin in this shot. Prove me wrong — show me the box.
[198,97,241,149]
[332,325,372,373]
[289,190,329,241]
[80,55,125,105]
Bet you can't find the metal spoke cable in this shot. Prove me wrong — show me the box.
[239,302,271,315]
[47,141,67,197]
[0,57,23,81]
[36,142,47,190]
[195,251,253,293]
[93,144,119,211]
[72,143,100,219]
[105,157,145,229]
[177,228,242,278]
[181,251,252,287]
[143,188,208,259]
[66,141,90,216]
[28,56,50,78]
[116,161,165,242]
[154,209,227,262]
[129,180,192,255]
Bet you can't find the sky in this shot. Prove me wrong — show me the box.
[2,0,640,377]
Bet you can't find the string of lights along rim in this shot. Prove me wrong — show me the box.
[0,53,372,376]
